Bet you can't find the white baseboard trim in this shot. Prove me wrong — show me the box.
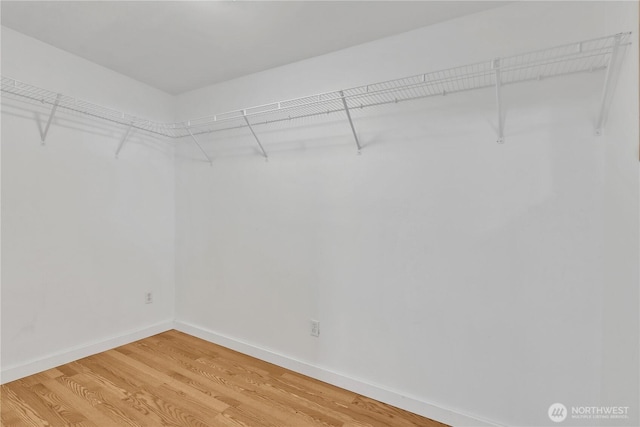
[1,319,174,384]
[174,320,502,427]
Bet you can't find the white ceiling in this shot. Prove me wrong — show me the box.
[1,1,507,95]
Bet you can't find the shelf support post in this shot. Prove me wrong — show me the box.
[492,58,504,144]
[340,91,362,153]
[115,123,134,158]
[595,33,622,136]
[41,93,62,144]
[243,112,268,159]
[186,127,213,165]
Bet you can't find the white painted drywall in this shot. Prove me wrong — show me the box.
[1,28,176,381]
[174,2,638,426]
[600,1,640,421]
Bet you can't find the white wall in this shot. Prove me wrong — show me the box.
[1,28,176,382]
[601,0,640,419]
[174,2,638,427]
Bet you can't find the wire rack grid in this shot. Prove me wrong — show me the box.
[0,32,631,141]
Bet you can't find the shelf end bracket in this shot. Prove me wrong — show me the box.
[243,112,268,160]
[595,33,623,136]
[41,93,62,144]
[340,91,362,153]
[492,59,504,144]
[186,127,213,165]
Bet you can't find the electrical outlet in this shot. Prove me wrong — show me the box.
[145,292,153,304]
[310,320,320,337]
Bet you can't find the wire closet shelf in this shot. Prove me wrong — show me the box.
[0,32,632,144]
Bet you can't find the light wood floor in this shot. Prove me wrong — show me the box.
[1,330,448,427]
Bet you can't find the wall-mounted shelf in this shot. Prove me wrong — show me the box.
[1,32,631,159]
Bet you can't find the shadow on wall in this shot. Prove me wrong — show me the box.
[175,70,611,163]
[2,64,613,165]
[173,115,359,162]
[1,101,175,159]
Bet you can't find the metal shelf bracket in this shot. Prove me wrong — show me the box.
[186,126,213,165]
[595,33,623,136]
[340,91,362,153]
[41,93,61,144]
[492,58,504,144]
[243,111,268,160]
[0,33,631,153]
[115,123,134,158]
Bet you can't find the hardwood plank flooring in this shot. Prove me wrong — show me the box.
[1,330,449,427]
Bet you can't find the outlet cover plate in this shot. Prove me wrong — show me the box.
[310,319,320,337]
